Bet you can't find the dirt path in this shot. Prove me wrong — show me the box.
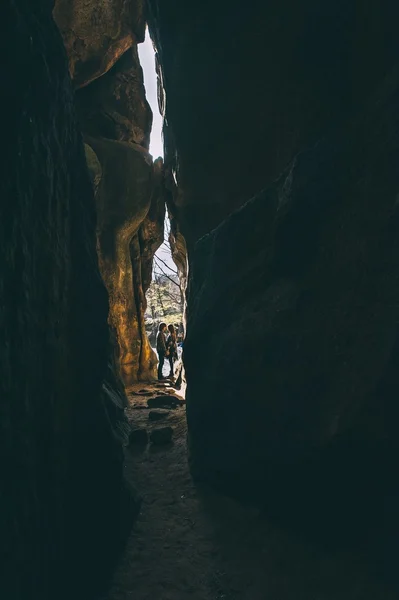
[104,382,394,600]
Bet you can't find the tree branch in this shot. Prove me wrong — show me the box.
[154,257,181,290]
[155,252,178,275]
[161,287,182,305]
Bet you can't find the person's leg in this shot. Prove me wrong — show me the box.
[158,353,165,379]
[168,355,174,377]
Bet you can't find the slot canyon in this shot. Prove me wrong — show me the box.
[1,1,399,599]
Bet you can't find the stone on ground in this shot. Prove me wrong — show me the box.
[150,427,173,445]
[129,427,148,445]
[148,396,183,409]
[149,410,170,422]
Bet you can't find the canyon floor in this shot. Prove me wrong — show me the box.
[104,379,394,600]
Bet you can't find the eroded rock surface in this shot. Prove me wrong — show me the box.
[77,45,152,147]
[1,3,136,599]
[53,0,146,87]
[63,12,166,384]
[54,3,166,384]
[89,137,157,384]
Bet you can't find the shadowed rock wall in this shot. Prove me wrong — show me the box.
[148,0,399,247]
[148,0,399,566]
[185,66,399,492]
[0,3,136,599]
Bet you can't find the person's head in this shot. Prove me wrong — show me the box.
[159,322,167,332]
[168,324,175,335]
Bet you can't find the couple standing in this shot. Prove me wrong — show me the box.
[156,323,178,380]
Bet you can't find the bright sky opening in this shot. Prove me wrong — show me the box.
[138,29,164,160]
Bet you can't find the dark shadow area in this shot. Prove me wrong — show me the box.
[191,440,399,593]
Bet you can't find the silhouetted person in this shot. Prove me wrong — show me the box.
[156,322,168,380]
[166,323,178,378]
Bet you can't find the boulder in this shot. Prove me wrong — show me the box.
[129,427,149,445]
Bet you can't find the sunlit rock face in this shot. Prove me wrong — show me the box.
[53,0,146,87]
[54,1,165,384]
[88,137,160,384]
[1,3,136,599]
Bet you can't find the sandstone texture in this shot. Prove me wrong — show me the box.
[77,45,152,147]
[53,0,146,87]
[88,137,158,384]
[54,0,165,384]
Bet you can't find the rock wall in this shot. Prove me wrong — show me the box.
[148,0,399,248]
[148,0,399,554]
[185,67,399,497]
[88,135,157,384]
[54,0,165,384]
[53,0,146,87]
[0,3,136,599]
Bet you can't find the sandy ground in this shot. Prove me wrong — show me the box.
[103,378,394,600]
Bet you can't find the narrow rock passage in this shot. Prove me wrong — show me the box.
[105,383,393,600]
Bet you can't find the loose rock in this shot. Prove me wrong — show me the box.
[129,427,148,445]
[150,427,173,445]
[149,410,170,422]
[147,395,184,409]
